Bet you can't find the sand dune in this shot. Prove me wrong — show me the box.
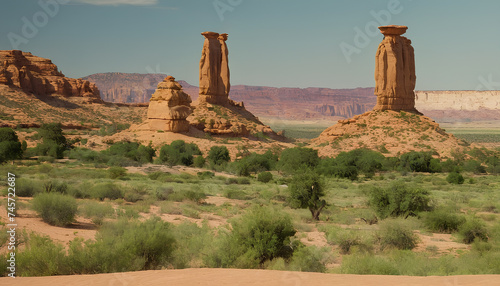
[2,268,499,286]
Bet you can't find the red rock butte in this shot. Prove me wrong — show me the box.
[373,25,419,113]
[0,50,102,102]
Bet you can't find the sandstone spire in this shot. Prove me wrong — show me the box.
[199,31,230,105]
[373,25,419,113]
[147,76,192,132]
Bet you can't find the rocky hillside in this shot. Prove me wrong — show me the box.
[312,110,469,158]
[0,50,101,102]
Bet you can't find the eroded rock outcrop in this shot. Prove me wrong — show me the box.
[198,31,231,105]
[373,26,418,113]
[147,76,192,132]
[0,50,102,102]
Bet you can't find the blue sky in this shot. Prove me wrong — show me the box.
[1,0,500,90]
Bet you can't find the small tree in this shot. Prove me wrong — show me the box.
[0,127,22,163]
[207,145,230,166]
[159,140,201,166]
[288,171,327,220]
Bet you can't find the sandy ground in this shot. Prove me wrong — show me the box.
[1,268,499,286]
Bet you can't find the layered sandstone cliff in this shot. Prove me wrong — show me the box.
[415,90,500,111]
[145,76,192,133]
[0,50,102,102]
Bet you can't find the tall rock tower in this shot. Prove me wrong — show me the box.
[373,25,419,113]
[199,31,230,105]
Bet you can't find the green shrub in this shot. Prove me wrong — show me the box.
[42,180,68,194]
[288,245,328,273]
[257,171,273,183]
[333,148,386,178]
[90,183,123,201]
[446,171,464,184]
[423,209,466,233]
[32,193,78,226]
[459,217,489,244]
[317,157,358,180]
[0,127,23,162]
[33,123,67,159]
[463,160,487,174]
[155,187,174,201]
[207,145,230,166]
[233,151,278,176]
[193,155,206,168]
[378,219,419,250]
[277,147,319,174]
[16,178,42,197]
[197,171,215,179]
[159,140,201,166]
[399,151,441,173]
[68,217,176,272]
[369,181,431,219]
[207,206,295,267]
[108,166,127,179]
[79,201,115,225]
[17,234,68,276]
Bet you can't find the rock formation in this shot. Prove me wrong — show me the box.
[147,76,192,132]
[373,25,418,113]
[198,31,231,105]
[0,50,102,102]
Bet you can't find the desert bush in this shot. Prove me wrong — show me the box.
[378,219,419,250]
[32,193,78,226]
[463,160,487,174]
[423,208,466,233]
[0,127,23,162]
[257,171,273,183]
[225,177,250,185]
[233,151,278,176]
[32,123,67,159]
[317,157,358,180]
[16,178,42,197]
[67,147,108,163]
[160,140,202,166]
[369,181,431,219]
[207,145,230,166]
[68,217,176,273]
[16,234,68,276]
[197,171,215,179]
[459,216,489,244]
[288,171,326,220]
[79,201,115,226]
[155,187,174,201]
[447,171,464,184]
[171,222,214,268]
[206,206,295,268]
[223,188,249,200]
[193,155,206,168]
[334,148,386,178]
[167,189,206,204]
[90,183,123,201]
[277,147,319,174]
[288,245,328,273]
[42,180,68,194]
[108,166,127,179]
[399,151,441,173]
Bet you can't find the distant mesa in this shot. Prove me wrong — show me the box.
[0,50,102,103]
[373,25,419,113]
